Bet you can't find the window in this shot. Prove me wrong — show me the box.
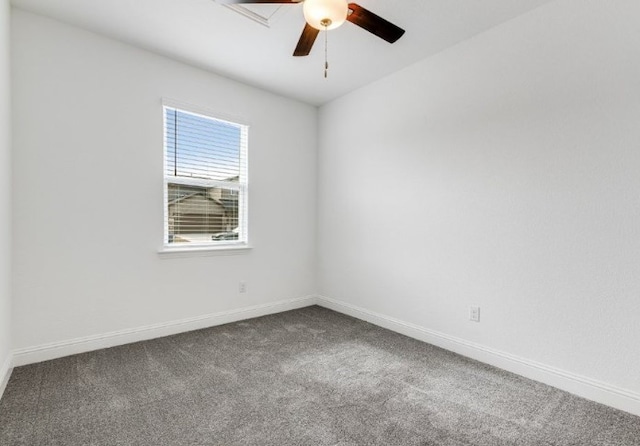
[163,104,248,249]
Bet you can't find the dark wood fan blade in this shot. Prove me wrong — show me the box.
[347,3,405,43]
[293,23,319,57]
[218,0,301,4]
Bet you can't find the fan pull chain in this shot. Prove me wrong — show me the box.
[324,24,329,78]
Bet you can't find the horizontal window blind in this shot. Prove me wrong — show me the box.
[163,106,248,247]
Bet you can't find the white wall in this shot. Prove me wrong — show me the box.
[0,0,12,385]
[318,0,640,399]
[11,9,317,352]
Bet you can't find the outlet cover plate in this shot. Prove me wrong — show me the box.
[469,306,480,322]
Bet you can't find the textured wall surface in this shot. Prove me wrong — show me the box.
[11,9,317,350]
[0,0,12,380]
[318,0,640,394]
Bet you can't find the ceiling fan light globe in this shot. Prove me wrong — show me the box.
[303,0,348,31]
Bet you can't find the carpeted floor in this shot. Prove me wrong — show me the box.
[1,306,639,445]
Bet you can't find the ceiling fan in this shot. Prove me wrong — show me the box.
[219,0,405,57]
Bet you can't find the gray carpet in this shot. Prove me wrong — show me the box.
[1,306,639,445]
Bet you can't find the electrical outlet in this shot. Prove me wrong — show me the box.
[239,281,247,293]
[469,306,480,322]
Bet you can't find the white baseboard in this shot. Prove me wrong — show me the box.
[0,353,12,401]
[12,295,317,367]
[11,294,640,417]
[316,295,640,417]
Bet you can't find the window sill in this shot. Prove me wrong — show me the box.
[157,243,252,259]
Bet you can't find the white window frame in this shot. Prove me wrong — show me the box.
[159,100,250,257]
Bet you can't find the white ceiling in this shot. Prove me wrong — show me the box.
[11,0,555,105]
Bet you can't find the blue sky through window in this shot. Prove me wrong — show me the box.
[165,108,241,182]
